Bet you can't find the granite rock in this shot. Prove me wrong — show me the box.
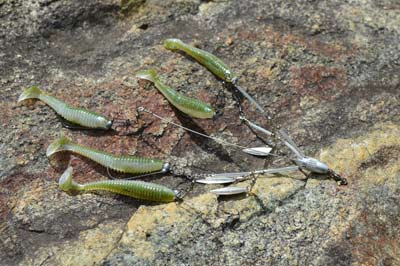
[1,0,399,265]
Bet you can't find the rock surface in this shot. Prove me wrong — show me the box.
[1,0,399,265]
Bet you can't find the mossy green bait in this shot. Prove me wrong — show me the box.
[18,86,113,130]
[136,69,215,119]
[59,167,179,202]
[164,38,265,113]
[47,136,169,175]
[164,38,236,82]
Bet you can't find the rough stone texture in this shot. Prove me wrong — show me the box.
[1,0,399,265]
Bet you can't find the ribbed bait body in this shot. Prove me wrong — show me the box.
[164,38,265,113]
[59,167,177,202]
[136,69,215,119]
[164,38,236,82]
[18,86,112,129]
[47,136,167,174]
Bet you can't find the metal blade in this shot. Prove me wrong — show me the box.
[210,186,248,195]
[253,166,299,175]
[206,172,251,179]
[196,177,236,184]
[242,146,272,156]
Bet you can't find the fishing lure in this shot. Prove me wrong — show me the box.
[164,38,265,113]
[59,167,180,202]
[18,86,128,130]
[137,106,273,157]
[47,136,169,175]
[136,69,215,119]
[278,129,348,185]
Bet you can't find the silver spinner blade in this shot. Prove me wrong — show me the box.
[202,171,252,179]
[210,186,248,195]
[242,146,272,156]
[253,165,299,175]
[196,177,236,184]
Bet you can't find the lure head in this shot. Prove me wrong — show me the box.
[161,162,171,173]
[105,120,113,130]
[224,71,236,83]
[91,116,112,130]
[230,76,239,85]
[294,157,329,174]
[202,105,216,119]
[174,189,185,201]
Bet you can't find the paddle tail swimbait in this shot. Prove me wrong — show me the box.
[164,38,236,82]
[59,167,178,202]
[47,136,169,174]
[18,86,113,129]
[136,69,215,119]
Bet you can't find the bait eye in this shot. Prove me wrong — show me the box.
[105,121,113,129]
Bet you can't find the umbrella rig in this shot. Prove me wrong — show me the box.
[17,38,347,203]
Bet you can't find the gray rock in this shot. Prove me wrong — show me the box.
[1,0,399,265]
